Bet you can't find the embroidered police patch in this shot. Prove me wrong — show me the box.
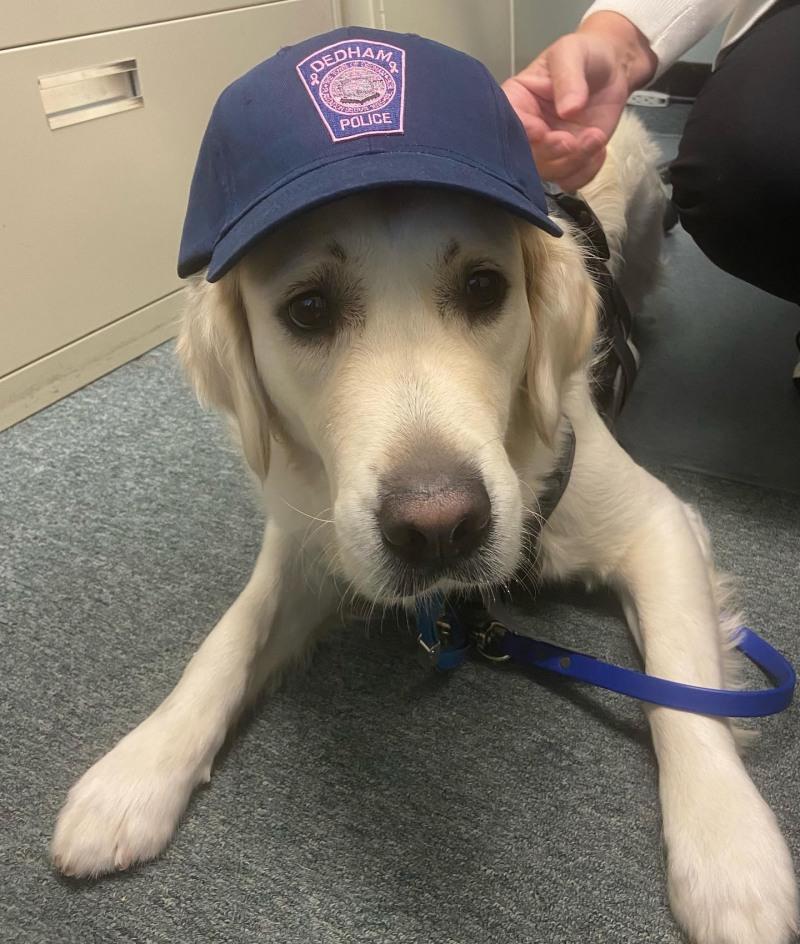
[296,38,406,143]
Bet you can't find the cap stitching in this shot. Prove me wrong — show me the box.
[216,147,537,245]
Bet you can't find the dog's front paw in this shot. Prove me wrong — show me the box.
[665,772,798,944]
[51,719,204,878]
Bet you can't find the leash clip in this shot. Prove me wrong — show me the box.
[473,619,511,663]
[416,617,454,667]
[416,631,442,666]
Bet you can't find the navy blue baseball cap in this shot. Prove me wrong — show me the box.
[178,27,561,282]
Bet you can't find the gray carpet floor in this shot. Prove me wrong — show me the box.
[2,113,799,944]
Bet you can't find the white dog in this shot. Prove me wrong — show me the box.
[51,111,797,944]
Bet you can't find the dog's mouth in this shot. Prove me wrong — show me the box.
[356,528,523,609]
[348,570,499,617]
[383,556,497,600]
[328,525,513,609]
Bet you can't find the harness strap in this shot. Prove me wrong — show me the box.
[546,187,637,425]
[537,424,576,520]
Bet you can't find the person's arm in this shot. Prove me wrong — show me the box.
[582,0,738,77]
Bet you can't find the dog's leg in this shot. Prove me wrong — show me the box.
[613,484,798,944]
[51,520,335,878]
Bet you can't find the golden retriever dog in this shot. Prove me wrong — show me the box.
[51,108,797,944]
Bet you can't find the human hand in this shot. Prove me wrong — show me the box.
[503,12,657,191]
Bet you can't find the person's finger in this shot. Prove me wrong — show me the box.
[537,153,589,185]
[540,128,605,164]
[500,75,528,109]
[540,129,579,157]
[575,126,607,154]
[531,131,584,176]
[524,116,553,144]
[556,147,607,192]
[502,80,575,151]
[540,127,605,167]
[535,156,584,186]
[511,66,554,101]
[546,38,590,119]
[535,137,605,188]
[501,78,549,136]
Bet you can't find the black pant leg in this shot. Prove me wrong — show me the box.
[670,0,800,304]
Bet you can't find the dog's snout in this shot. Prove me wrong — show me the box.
[377,470,491,568]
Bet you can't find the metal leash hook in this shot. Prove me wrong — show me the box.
[470,617,511,663]
[415,616,454,668]
[414,594,472,671]
[414,595,511,669]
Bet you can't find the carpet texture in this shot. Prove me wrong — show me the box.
[2,342,799,943]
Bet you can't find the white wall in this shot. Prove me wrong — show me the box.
[340,0,513,80]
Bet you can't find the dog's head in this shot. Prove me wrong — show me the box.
[179,189,596,603]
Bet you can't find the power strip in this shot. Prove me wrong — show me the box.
[628,90,670,108]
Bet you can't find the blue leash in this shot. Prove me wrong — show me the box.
[415,594,796,718]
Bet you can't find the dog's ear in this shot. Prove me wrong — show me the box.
[520,224,598,444]
[177,272,271,478]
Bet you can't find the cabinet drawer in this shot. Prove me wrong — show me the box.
[0,1,298,52]
[0,1,334,379]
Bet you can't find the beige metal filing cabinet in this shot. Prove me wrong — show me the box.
[1,0,516,429]
[0,1,338,430]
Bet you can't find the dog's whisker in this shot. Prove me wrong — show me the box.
[519,478,544,517]
[279,496,335,526]
[299,514,334,556]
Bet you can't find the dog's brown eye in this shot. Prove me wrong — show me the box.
[463,269,507,313]
[287,292,330,332]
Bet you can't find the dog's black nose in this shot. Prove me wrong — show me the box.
[377,471,491,568]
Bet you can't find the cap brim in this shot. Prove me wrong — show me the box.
[202,151,561,282]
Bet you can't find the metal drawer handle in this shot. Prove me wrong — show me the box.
[39,59,142,130]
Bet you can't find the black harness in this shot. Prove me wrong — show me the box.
[546,187,638,427]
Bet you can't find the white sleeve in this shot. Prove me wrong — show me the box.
[581,0,738,75]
